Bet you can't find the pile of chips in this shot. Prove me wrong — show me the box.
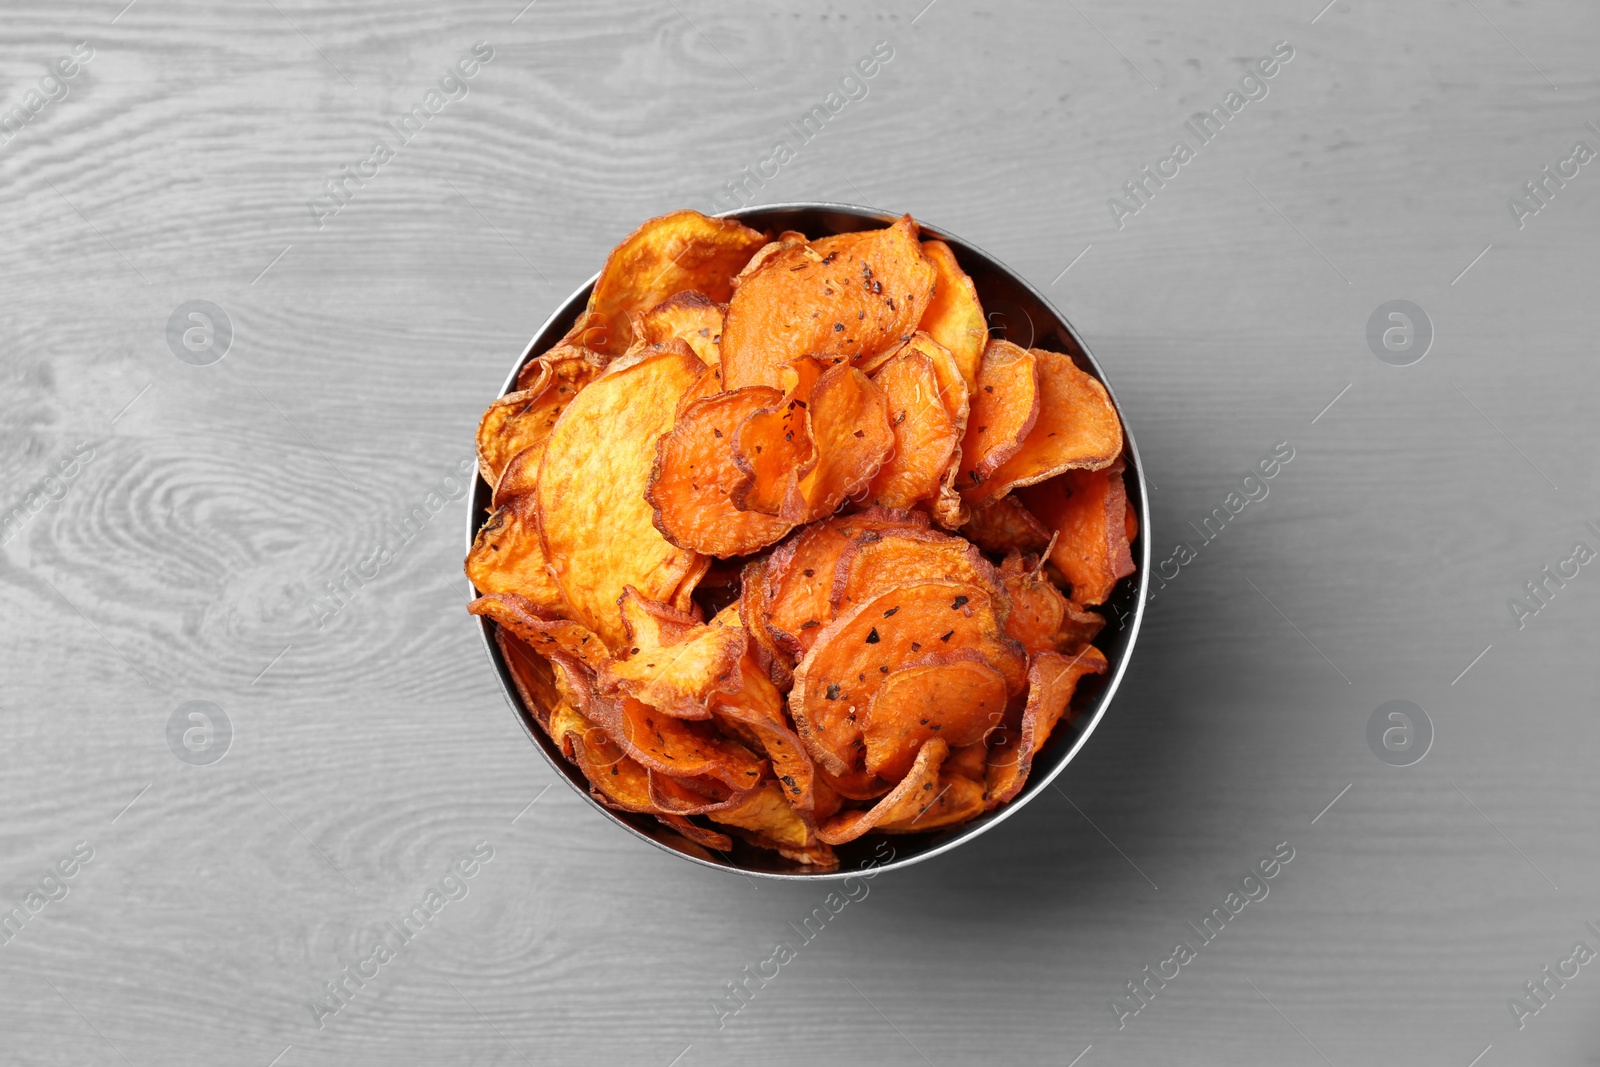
[467,210,1137,870]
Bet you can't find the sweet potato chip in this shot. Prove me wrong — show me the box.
[720,215,936,390]
[1018,458,1135,605]
[818,765,892,802]
[737,558,793,691]
[637,290,726,368]
[655,815,733,852]
[731,230,807,291]
[817,737,950,844]
[787,362,893,521]
[465,496,567,614]
[730,357,823,516]
[496,630,562,731]
[584,689,764,792]
[468,593,608,669]
[961,495,1051,554]
[582,210,766,355]
[1059,600,1107,648]
[598,588,745,719]
[984,646,1108,808]
[877,774,986,833]
[998,551,1069,655]
[829,527,1007,620]
[537,341,707,645]
[550,702,654,812]
[710,651,815,813]
[957,340,1040,496]
[789,581,1027,775]
[917,240,986,392]
[867,350,961,510]
[945,739,990,781]
[762,509,931,659]
[964,348,1122,505]
[648,771,749,815]
[863,651,1009,781]
[706,780,815,850]
[484,352,608,489]
[647,386,795,557]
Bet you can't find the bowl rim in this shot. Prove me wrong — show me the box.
[469,201,1150,880]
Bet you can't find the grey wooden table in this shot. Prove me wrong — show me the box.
[3,1,1598,1064]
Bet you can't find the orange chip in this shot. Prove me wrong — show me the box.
[720,215,936,390]
[867,350,961,511]
[737,558,794,691]
[985,646,1108,808]
[731,230,807,291]
[762,509,931,659]
[818,765,892,802]
[468,593,608,669]
[788,581,1027,775]
[648,771,750,815]
[917,240,986,392]
[636,290,726,368]
[597,589,746,719]
[998,551,1069,655]
[465,496,568,613]
[829,527,1006,620]
[863,651,1009,781]
[655,814,733,852]
[817,737,951,844]
[537,341,707,646]
[730,357,823,516]
[1059,600,1107,649]
[646,386,796,557]
[581,210,766,355]
[1018,458,1135,606]
[945,739,990,781]
[786,362,893,522]
[706,781,813,849]
[496,629,562,731]
[877,774,986,833]
[964,348,1122,505]
[549,702,655,812]
[583,688,765,793]
[957,340,1040,495]
[961,495,1052,554]
[711,651,815,813]
[482,351,607,490]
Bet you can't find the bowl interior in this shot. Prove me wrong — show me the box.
[470,203,1149,879]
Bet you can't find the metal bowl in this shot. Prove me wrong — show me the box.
[469,202,1150,880]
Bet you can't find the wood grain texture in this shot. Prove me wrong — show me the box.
[2,1,1599,1064]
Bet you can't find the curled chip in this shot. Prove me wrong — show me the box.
[720,215,936,390]
[961,495,1052,554]
[496,630,562,731]
[817,737,950,844]
[1018,457,1135,606]
[957,340,1040,494]
[636,290,726,369]
[465,496,566,613]
[712,651,815,813]
[917,240,986,392]
[985,646,1108,808]
[468,211,1139,866]
[485,352,610,491]
[581,210,766,355]
[648,386,795,557]
[867,350,961,511]
[468,593,607,669]
[730,356,823,516]
[762,509,931,659]
[734,361,892,524]
[597,588,746,719]
[829,527,1006,620]
[732,230,807,290]
[863,651,1008,782]
[964,348,1123,505]
[537,340,707,646]
[997,550,1069,655]
[788,580,1026,776]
